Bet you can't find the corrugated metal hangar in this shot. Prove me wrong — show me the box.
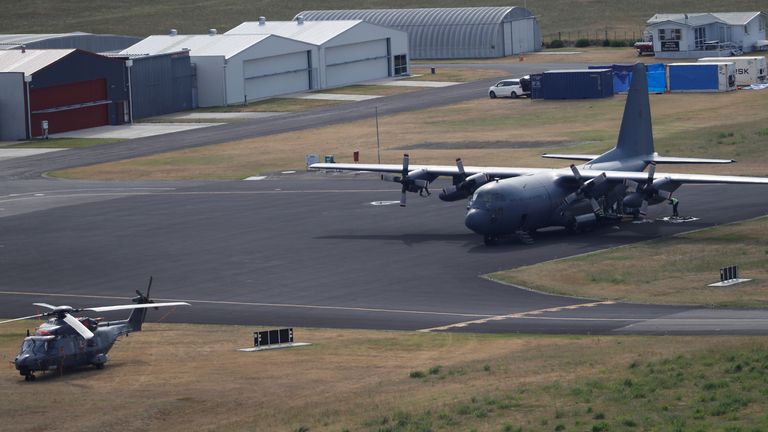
[105,51,196,120]
[0,49,128,140]
[0,32,140,53]
[121,33,318,107]
[296,7,541,59]
[226,18,409,88]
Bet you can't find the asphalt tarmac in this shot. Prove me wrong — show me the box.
[2,175,768,334]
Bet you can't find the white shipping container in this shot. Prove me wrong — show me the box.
[667,62,736,93]
[697,56,767,86]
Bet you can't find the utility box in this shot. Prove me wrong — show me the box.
[540,69,613,99]
[667,62,736,92]
[697,56,767,86]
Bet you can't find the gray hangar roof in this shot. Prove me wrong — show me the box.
[296,7,539,59]
[0,32,141,53]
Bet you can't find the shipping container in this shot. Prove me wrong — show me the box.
[541,69,613,99]
[697,56,767,86]
[667,62,736,92]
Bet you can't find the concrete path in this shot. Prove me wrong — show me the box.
[285,93,381,101]
[50,123,222,139]
[370,79,459,87]
[0,148,65,161]
[156,112,283,120]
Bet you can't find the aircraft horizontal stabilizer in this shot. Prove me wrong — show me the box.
[649,156,735,164]
[541,154,599,161]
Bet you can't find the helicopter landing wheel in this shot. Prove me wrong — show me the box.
[94,363,104,370]
[24,374,35,382]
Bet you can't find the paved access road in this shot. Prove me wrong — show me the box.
[0,63,572,180]
[1,176,767,334]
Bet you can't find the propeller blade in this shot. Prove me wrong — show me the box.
[639,200,649,217]
[0,314,46,324]
[590,199,601,213]
[624,179,639,190]
[32,303,57,310]
[646,162,656,184]
[85,302,190,313]
[570,164,582,181]
[456,158,466,176]
[146,276,153,300]
[400,190,407,207]
[402,154,410,177]
[63,313,95,340]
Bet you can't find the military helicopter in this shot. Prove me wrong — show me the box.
[0,279,189,381]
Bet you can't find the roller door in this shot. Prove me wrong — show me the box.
[243,51,310,100]
[325,39,390,87]
[30,79,109,136]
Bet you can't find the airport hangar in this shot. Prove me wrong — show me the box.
[296,6,542,59]
[121,21,409,107]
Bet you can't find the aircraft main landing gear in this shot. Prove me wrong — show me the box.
[24,373,35,382]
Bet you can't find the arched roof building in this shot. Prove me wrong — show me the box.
[295,7,541,59]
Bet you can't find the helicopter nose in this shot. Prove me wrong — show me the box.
[15,354,31,370]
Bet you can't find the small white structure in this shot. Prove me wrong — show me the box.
[646,12,767,58]
[121,34,318,106]
[698,56,767,85]
[226,19,409,88]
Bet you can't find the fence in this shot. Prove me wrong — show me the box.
[543,28,647,47]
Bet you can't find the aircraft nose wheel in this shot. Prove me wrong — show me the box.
[483,235,497,246]
[24,373,35,382]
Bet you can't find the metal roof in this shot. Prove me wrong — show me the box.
[295,7,537,59]
[0,32,140,52]
[647,12,764,26]
[0,49,74,75]
[120,34,276,59]
[226,20,367,45]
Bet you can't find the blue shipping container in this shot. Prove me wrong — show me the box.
[541,69,614,99]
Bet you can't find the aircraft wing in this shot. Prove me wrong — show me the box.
[310,162,551,178]
[578,169,768,185]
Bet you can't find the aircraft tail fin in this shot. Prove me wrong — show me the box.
[587,63,654,165]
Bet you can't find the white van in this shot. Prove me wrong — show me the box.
[697,56,767,86]
[489,77,531,98]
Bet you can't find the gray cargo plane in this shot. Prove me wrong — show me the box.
[311,63,768,245]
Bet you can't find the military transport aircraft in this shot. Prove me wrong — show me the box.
[311,63,768,245]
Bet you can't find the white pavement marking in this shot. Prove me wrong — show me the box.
[49,123,222,139]
[244,176,267,181]
[0,148,66,161]
[419,301,616,332]
[0,291,491,319]
[286,93,381,101]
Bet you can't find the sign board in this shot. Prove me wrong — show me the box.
[661,41,680,52]
[254,328,293,347]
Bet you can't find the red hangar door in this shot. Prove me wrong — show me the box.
[30,79,109,137]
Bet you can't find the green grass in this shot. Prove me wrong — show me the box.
[5,138,124,148]
[3,0,765,40]
[357,344,768,432]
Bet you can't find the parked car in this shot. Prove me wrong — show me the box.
[488,76,531,98]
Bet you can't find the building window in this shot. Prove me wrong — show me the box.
[694,26,707,49]
[393,54,407,76]
[760,17,765,31]
[659,28,681,41]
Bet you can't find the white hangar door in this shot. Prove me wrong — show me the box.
[511,19,536,54]
[325,39,389,87]
[243,51,310,100]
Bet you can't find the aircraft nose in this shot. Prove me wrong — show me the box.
[465,209,490,234]
[15,354,31,370]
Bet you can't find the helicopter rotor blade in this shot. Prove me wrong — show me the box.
[63,313,95,340]
[32,302,57,310]
[85,302,190,313]
[0,314,46,325]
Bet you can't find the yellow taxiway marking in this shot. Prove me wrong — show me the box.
[419,301,617,332]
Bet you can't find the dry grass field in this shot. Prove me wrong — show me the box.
[492,216,768,308]
[3,321,768,432]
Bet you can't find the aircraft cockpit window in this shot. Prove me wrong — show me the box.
[471,191,506,210]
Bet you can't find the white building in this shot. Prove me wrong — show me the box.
[226,18,409,88]
[121,33,318,106]
[645,12,767,58]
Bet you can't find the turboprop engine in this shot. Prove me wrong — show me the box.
[438,159,489,202]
